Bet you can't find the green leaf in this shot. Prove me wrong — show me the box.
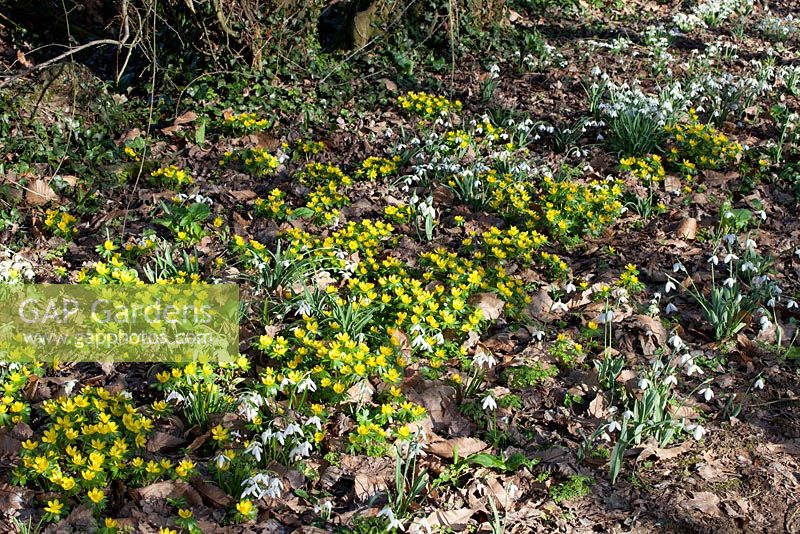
[466,453,508,471]
[288,207,315,220]
[195,118,207,146]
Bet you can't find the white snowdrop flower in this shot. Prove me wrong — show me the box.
[306,416,323,431]
[698,387,714,401]
[759,315,772,331]
[63,380,78,396]
[788,300,798,309]
[411,335,431,352]
[665,302,678,315]
[708,255,719,265]
[296,300,313,316]
[724,234,737,245]
[723,277,736,288]
[297,377,317,393]
[665,280,677,293]
[165,390,185,404]
[745,238,757,250]
[474,350,497,368]
[679,353,693,365]
[284,423,303,436]
[741,261,756,273]
[795,248,800,259]
[550,301,569,313]
[565,282,577,294]
[767,297,776,307]
[289,441,312,460]
[638,378,651,390]
[663,375,678,386]
[245,440,263,463]
[754,377,765,390]
[607,420,621,433]
[756,210,767,220]
[623,410,634,420]
[266,477,284,499]
[598,311,615,324]
[686,363,703,376]
[687,423,706,440]
[532,329,545,341]
[673,262,686,272]
[214,453,231,470]
[724,253,739,264]
[482,395,498,411]
[378,507,405,531]
[669,333,685,350]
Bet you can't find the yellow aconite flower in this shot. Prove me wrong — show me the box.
[44,499,64,516]
[87,488,105,504]
[236,499,254,516]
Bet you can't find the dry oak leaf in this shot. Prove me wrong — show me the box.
[683,491,721,517]
[26,179,58,206]
[425,508,475,531]
[427,437,489,459]
[468,292,505,321]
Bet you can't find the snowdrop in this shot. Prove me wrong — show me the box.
[550,300,569,313]
[686,423,706,440]
[289,441,312,460]
[665,280,677,293]
[686,362,703,376]
[754,377,765,390]
[474,350,497,369]
[378,507,405,531]
[245,440,264,463]
[482,395,498,411]
[305,416,323,431]
[607,420,621,433]
[665,302,678,315]
[723,277,736,288]
[597,311,615,324]
[698,387,714,401]
[638,378,652,390]
[297,377,317,393]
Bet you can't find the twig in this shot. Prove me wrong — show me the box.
[0,39,128,88]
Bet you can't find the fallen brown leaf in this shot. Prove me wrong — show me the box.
[26,179,58,206]
[427,437,489,459]
[468,292,505,322]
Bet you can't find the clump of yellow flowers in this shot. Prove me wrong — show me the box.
[13,386,195,520]
[398,91,462,119]
[44,209,78,239]
[356,156,401,180]
[222,112,271,133]
[150,165,194,190]
[222,147,280,177]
